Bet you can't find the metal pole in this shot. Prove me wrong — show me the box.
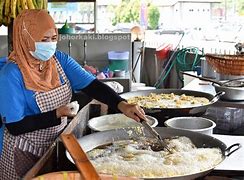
[83,40,87,65]
[224,0,227,21]
[154,32,185,88]
[68,40,72,56]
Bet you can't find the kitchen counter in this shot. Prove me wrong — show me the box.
[213,134,244,172]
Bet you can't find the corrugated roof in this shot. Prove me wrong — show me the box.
[152,0,221,6]
[97,0,221,6]
[178,0,221,2]
[152,0,178,6]
[97,0,122,6]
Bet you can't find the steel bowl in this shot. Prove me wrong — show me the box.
[88,113,158,132]
[164,117,216,135]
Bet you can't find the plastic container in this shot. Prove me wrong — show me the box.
[33,171,81,180]
[108,51,129,71]
[58,28,75,34]
[201,57,216,78]
[114,70,126,77]
[33,171,135,180]
[156,43,172,60]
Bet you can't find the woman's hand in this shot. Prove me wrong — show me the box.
[117,101,146,122]
[56,101,80,118]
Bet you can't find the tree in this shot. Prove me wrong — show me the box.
[148,5,160,30]
[239,0,244,15]
[112,0,140,26]
[222,0,244,16]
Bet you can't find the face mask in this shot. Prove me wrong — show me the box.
[29,42,57,61]
[23,22,57,61]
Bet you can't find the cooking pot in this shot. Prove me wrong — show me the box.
[66,127,241,180]
[213,80,244,101]
[182,72,244,101]
[120,89,224,121]
[164,117,216,135]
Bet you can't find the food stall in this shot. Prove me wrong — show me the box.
[24,60,244,179]
[0,0,244,179]
[22,99,244,180]
[23,71,244,179]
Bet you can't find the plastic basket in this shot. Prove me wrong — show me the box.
[205,54,244,76]
[33,171,138,180]
[32,171,81,180]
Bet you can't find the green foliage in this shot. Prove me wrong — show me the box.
[50,2,66,9]
[238,0,244,15]
[221,0,244,16]
[112,0,161,29]
[112,0,141,26]
[148,5,160,30]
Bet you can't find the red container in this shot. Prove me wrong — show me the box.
[156,44,173,60]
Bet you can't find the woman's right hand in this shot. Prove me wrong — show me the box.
[56,101,80,118]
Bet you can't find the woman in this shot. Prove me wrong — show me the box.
[0,9,145,179]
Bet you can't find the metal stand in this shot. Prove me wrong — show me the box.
[154,31,185,88]
[132,41,144,83]
[68,40,72,56]
[83,40,87,66]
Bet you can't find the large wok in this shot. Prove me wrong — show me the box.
[120,89,224,122]
[66,127,240,180]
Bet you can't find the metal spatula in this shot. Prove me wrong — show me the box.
[140,118,172,153]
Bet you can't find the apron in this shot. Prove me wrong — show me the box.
[0,57,72,180]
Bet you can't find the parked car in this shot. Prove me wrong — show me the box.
[111,23,137,33]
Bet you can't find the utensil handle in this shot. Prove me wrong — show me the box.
[141,119,161,139]
[225,143,242,157]
[222,77,244,86]
[61,134,100,180]
[210,91,225,104]
[181,71,221,86]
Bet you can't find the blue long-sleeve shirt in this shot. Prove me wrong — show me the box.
[0,51,96,154]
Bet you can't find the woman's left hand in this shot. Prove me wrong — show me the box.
[117,101,146,122]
